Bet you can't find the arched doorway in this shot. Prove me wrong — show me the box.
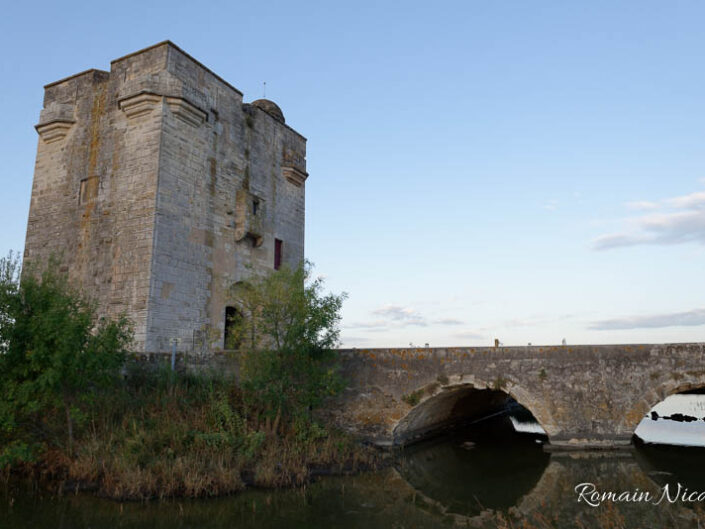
[224,306,242,350]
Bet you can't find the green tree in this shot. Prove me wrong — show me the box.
[0,253,132,462]
[228,261,346,430]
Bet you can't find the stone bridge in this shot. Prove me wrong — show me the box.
[324,343,705,448]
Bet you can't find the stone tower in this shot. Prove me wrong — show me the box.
[24,42,308,354]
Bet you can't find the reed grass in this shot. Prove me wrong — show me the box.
[10,364,379,500]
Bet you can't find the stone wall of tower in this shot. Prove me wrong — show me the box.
[25,45,169,351]
[24,42,308,354]
[143,44,307,353]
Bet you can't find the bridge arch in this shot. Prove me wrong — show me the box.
[624,373,705,437]
[392,375,554,445]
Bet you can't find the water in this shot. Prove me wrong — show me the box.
[396,431,550,517]
[3,439,704,528]
[4,420,705,529]
[4,399,705,528]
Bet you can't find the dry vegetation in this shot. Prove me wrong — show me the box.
[9,365,380,500]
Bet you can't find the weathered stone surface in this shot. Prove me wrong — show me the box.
[24,41,307,354]
[326,343,705,448]
[251,99,285,123]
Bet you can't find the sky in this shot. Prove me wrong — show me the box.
[1,0,704,348]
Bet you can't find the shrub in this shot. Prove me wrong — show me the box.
[227,262,346,426]
[0,253,132,464]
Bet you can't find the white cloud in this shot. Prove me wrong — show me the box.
[593,233,649,250]
[666,191,705,210]
[371,305,427,326]
[432,318,464,325]
[593,189,705,250]
[625,200,660,211]
[346,307,467,332]
[344,320,389,330]
[589,309,705,330]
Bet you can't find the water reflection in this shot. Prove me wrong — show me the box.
[635,443,705,492]
[398,440,705,527]
[396,416,549,517]
[393,405,705,527]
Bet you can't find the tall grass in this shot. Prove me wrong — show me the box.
[10,363,379,500]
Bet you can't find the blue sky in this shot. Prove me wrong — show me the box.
[2,1,704,347]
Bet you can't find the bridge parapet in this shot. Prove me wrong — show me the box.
[323,343,705,448]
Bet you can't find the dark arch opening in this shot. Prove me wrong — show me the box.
[224,306,241,350]
[394,386,549,517]
[393,386,547,446]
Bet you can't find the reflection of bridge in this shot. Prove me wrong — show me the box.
[392,448,699,527]
[326,343,705,448]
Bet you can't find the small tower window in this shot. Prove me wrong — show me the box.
[274,239,283,270]
[252,198,260,216]
[79,176,99,204]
